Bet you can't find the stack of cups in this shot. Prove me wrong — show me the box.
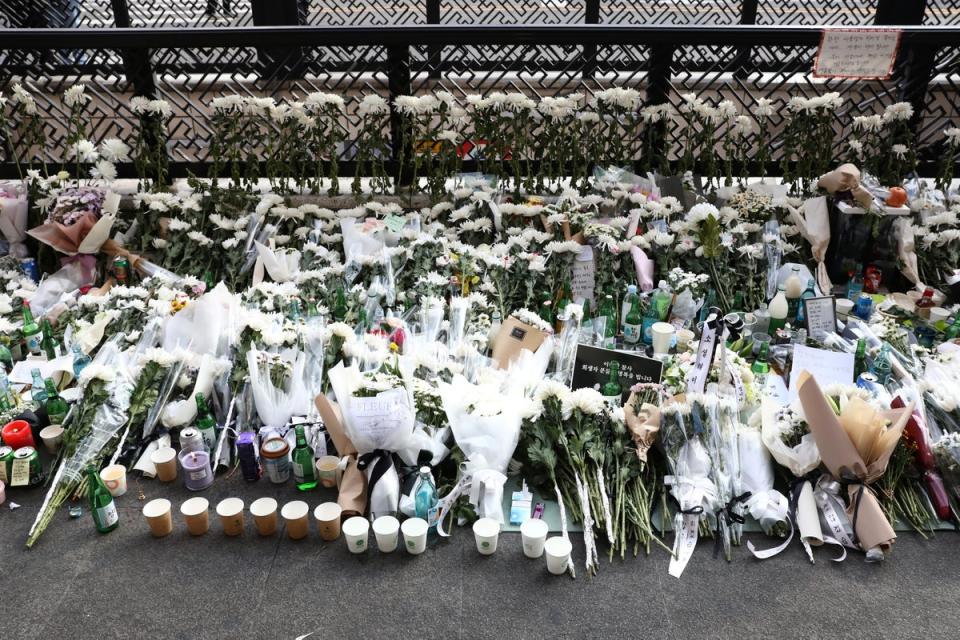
[472,518,500,555]
[250,498,278,536]
[180,497,210,535]
[372,515,400,553]
[544,537,573,575]
[216,498,244,536]
[520,519,549,558]
[143,498,173,537]
[314,502,342,541]
[281,501,310,540]
[342,516,369,554]
[401,518,428,555]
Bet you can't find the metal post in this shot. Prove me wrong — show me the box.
[733,0,759,79]
[388,45,412,185]
[250,0,304,79]
[642,44,675,174]
[583,0,600,79]
[876,0,932,136]
[875,0,927,25]
[111,0,157,98]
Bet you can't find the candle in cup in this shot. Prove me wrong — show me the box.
[178,449,213,491]
[2,420,35,450]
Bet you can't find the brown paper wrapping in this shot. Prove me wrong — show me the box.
[490,316,547,369]
[315,394,367,520]
[27,210,97,254]
[560,218,585,244]
[817,163,873,209]
[624,396,659,463]
[797,371,912,552]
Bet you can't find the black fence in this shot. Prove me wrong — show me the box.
[0,19,958,179]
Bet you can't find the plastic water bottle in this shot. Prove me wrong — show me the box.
[413,466,439,539]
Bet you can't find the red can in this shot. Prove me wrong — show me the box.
[864,265,882,294]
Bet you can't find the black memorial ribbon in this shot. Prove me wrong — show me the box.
[357,449,395,501]
[713,491,752,559]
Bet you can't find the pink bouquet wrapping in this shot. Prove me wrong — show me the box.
[28,187,119,255]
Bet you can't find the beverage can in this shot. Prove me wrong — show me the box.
[113,256,130,284]
[854,293,873,321]
[20,258,38,283]
[856,373,879,396]
[179,427,204,454]
[12,446,43,486]
[0,445,13,483]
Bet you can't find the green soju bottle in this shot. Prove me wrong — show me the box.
[601,361,623,407]
[853,338,867,378]
[40,319,58,360]
[87,464,119,534]
[622,295,644,345]
[22,302,42,356]
[751,341,770,386]
[43,378,68,425]
[292,424,318,491]
[194,393,218,454]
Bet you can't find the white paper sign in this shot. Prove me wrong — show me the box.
[814,28,900,80]
[668,513,699,578]
[803,296,837,338]
[788,345,854,402]
[349,388,412,449]
[571,244,596,306]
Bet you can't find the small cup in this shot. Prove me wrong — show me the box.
[216,498,244,536]
[651,322,676,356]
[180,497,209,536]
[372,515,400,553]
[930,306,951,324]
[675,329,695,350]
[401,517,428,555]
[143,498,173,537]
[544,536,572,575]
[472,517,500,555]
[250,497,278,536]
[342,516,369,554]
[281,500,310,540]
[315,455,341,489]
[39,425,64,454]
[151,447,178,482]
[520,518,549,559]
[836,298,855,319]
[313,502,342,541]
[99,464,127,497]
[0,479,5,506]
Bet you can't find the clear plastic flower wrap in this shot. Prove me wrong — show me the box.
[246,347,309,430]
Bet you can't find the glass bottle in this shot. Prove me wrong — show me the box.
[597,295,617,347]
[87,464,119,534]
[487,310,502,345]
[699,288,717,324]
[332,286,348,321]
[652,280,673,321]
[554,279,573,334]
[915,287,936,320]
[292,424,317,490]
[641,299,659,345]
[795,278,817,325]
[0,369,14,411]
[620,284,639,330]
[622,296,644,345]
[21,302,42,356]
[846,263,864,301]
[730,290,745,315]
[601,361,623,407]
[413,466,440,538]
[30,368,47,406]
[40,319,58,360]
[71,343,92,378]
[947,311,960,340]
[784,267,803,322]
[768,285,789,333]
[288,299,302,322]
[194,393,218,454]
[43,378,68,425]
[854,338,868,379]
[870,343,893,385]
[754,302,771,336]
[751,341,770,386]
[0,338,12,373]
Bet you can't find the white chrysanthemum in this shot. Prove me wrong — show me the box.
[69,139,98,163]
[167,218,191,232]
[100,138,131,163]
[90,160,116,182]
[753,97,774,118]
[79,363,115,385]
[883,101,914,122]
[535,379,570,404]
[139,347,177,367]
[562,388,606,418]
[687,202,719,224]
[358,94,389,116]
[63,84,89,108]
[328,322,355,340]
[187,230,213,246]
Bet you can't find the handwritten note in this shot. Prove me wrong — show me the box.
[814,28,901,79]
[383,215,406,233]
[803,296,838,338]
[571,244,596,306]
[788,345,854,402]
[349,388,412,449]
[10,457,30,487]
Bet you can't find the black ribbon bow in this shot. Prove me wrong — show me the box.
[357,449,395,508]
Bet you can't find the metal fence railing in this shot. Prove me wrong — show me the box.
[0,23,957,179]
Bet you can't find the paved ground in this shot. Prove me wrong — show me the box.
[2,472,959,640]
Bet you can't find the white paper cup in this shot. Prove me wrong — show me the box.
[180,497,210,535]
[39,425,64,454]
[313,502,342,541]
[151,446,178,482]
[216,498,245,536]
[401,517,428,555]
[372,515,400,553]
[342,516,369,554]
[472,517,500,555]
[250,497,278,536]
[544,536,572,575]
[651,322,675,356]
[836,298,855,318]
[930,307,951,324]
[520,518,549,559]
[315,455,341,488]
[281,500,310,540]
[143,498,173,537]
[99,464,127,497]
